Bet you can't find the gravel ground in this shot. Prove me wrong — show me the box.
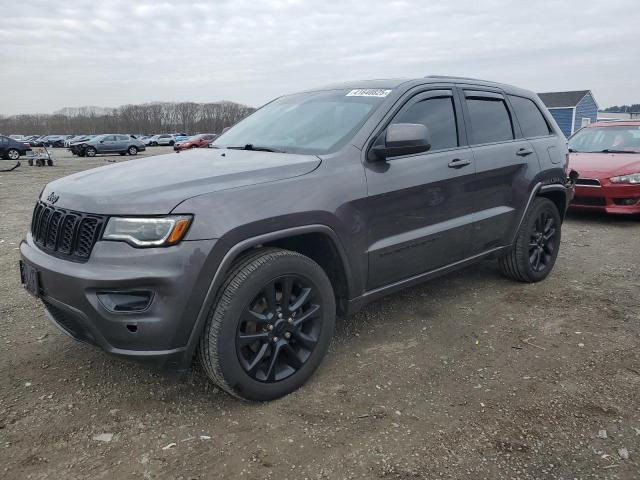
[1,148,639,479]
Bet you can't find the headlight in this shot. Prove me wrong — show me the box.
[103,215,192,247]
[610,173,640,184]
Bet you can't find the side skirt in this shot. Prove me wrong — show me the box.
[346,245,509,315]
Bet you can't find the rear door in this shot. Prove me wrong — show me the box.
[116,135,129,151]
[364,88,476,290]
[459,88,541,253]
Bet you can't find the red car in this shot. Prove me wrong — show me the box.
[173,133,218,151]
[568,121,640,215]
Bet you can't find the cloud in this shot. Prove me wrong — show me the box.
[0,0,638,114]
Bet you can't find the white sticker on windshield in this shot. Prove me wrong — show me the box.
[346,89,392,98]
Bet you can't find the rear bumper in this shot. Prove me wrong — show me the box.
[570,183,640,215]
[20,234,219,370]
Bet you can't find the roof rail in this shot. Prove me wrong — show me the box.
[425,75,488,82]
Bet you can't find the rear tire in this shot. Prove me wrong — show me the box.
[85,147,97,157]
[198,248,336,401]
[128,146,138,155]
[499,197,561,282]
[7,149,20,160]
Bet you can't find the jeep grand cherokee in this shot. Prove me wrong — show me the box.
[20,76,573,401]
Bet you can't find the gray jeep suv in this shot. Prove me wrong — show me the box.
[20,77,574,401]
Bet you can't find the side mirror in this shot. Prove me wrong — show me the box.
[371,123,431,160]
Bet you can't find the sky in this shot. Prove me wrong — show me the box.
[0,0,638,115]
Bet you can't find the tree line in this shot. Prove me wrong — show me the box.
[0,101,256,135]
[603,104,640,113]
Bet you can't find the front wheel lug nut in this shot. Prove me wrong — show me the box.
[267,324,274,331]
[278,312,283,319]
[287,317,293,324]
[273,336,279,342]
[284,332,291,339]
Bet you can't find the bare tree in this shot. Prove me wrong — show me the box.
[0,101,255,135]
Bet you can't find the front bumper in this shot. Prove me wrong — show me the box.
[570,182,640,215]
[20,234,218,370]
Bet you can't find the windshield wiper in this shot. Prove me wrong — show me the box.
[598,149,638,154]
[227,144,285,153]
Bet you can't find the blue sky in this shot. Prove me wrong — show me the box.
[0,0,638,114]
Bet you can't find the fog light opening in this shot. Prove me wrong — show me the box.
[97,291,153,313]
[126,324,138,333]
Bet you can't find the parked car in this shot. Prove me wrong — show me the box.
[568,121,640,215]
[70,134,146,157]
[174,134,218,151]
[173,133,190,142]
[145,134,176,146]
[9,135,27,142]
[42,135,69,147]
[1,135,32,160]
[27,136,48,147]
[19,77,573,401]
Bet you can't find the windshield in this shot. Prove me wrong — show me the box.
[569,125,640,153]
[212,89,391,155]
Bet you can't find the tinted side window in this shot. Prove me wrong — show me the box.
[395,97,458,151]
[508,95,551,137]
[466,97,514,144]
[0,136,7,145]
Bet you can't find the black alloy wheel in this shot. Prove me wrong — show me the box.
[198,248,336,401]
[498,197,562,283]
[529,210,556,272]
[236,275,322,383]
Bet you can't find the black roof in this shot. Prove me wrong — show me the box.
[537,90,591,108]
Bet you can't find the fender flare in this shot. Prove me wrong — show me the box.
[511,182,570,245]
[181,224,353,367]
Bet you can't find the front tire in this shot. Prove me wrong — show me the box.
[198,248,336,401]
[85,147,97,157]
[499,197,561,282]
[128,146,138,155]
[7,149,20,160]
[169,140,175,146]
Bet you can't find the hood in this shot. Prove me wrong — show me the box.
[41,149,321,214]
[568,152,640,178]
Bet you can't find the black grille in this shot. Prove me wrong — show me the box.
[31,202,106,261]
[572,196,606,206]
[575,178,601,186]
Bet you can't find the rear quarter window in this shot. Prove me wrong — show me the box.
[508,95,551,138]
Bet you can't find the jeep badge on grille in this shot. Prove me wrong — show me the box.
[46,192,59,204]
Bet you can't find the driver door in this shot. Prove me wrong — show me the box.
[99,136,117,152]
[364,88,476,290]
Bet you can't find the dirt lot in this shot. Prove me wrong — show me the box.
[1,148,639,479]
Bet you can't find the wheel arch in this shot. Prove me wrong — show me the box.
[181,225,354,369]
[538,184,569,222]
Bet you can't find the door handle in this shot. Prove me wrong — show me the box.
[448,158,471,169]
[516,147,534,157]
